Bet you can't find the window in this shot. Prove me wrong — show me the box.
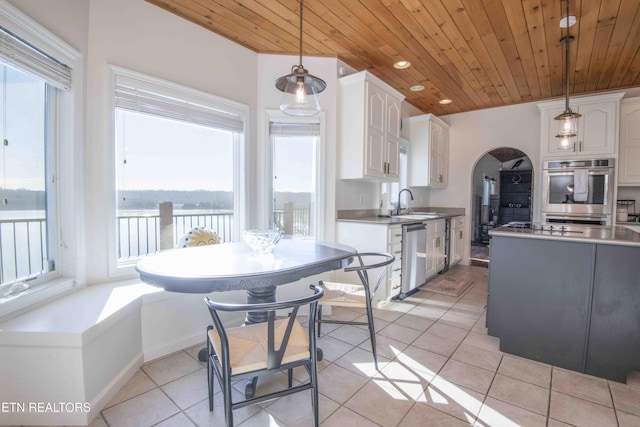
[268,112,323,239]
[0,63,52,290]
[0,1,80,319]
[382,145,408,212]
[112,67,247,268]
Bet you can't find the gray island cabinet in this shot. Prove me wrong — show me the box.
[487,226,640,382]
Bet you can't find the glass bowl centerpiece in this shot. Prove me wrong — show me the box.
[242,229,283,254]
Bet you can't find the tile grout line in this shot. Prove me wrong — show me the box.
[608,380,620,426]
[101,267,640,427]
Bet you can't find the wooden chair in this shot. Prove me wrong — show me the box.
[316,252,395,370]
[204,285,324,427]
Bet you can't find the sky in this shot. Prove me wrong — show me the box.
[0,62,317,196]
[117,110,316,193]
[117,110,234,191]
[0,65,46,191]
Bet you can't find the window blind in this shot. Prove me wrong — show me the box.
[0,26,71,90]
[269,122,320,136]
[115,75,244,133]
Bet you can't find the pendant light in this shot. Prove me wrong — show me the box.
[555,0,580,150]
[275,0,326,116]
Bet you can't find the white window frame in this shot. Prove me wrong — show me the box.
[265,109,325,240]
[382,143,409,212]
[108,65,248,277]
[0,1,83,322]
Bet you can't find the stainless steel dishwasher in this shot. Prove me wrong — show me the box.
[398,222,427,299]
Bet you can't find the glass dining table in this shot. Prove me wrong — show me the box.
[135,238,356,397]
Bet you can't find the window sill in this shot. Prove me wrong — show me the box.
[0,279,163,345]
[0,277,77,323]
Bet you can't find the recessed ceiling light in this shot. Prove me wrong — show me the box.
[559,15,576,28]
[410,85,425,91]
[439,99,452,104]
[393,60,411,69]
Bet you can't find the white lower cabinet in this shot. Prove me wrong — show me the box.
[336,222,402,302]
[426,219,446,279]
[387,225,404,299]
[450,216,465,266]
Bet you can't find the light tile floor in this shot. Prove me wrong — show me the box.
[88,265,640,427]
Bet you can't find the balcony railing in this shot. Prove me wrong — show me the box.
[118,206,312,259]
[117,210,235,259]
[0,217,48,285]
[0,206,312,284]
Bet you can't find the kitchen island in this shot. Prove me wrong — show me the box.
[487,224,640,382]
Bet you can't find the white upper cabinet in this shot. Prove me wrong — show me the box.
[408,114,449,187]
[538,93,623,159]
[339,71,404,181]
[618,98,640,185]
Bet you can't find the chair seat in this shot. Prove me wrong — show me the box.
[318,281,366,308]
[208,318,310,375]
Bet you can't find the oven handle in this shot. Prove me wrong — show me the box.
[545,170,612,176]
[545,214,608,219]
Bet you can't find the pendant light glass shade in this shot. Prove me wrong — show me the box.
[276,65,325,116]
[275,0,326,116]
[555,0,580,151]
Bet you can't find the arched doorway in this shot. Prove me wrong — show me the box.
[470,147,534,266]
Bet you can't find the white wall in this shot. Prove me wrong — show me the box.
[7,0,89,53]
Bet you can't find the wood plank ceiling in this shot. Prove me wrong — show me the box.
[146,0,640,116]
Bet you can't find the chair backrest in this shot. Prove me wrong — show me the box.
[177,226,222,248]
[345,252,395,298]
[204,285,324,372]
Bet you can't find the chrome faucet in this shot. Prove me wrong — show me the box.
[396,189,414,215]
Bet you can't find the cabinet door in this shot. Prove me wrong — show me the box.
[425,233,438,279]
[364,84,387,178]
[455,228,464,264]
[439,126,449,187]
[577,101,616,156]
[451,219,464,266]
[541,100,617,158]
[429,123,448,187]
[435,230,446,272]
[619,100,640,184]
[385,96,401,179]
[587,245,640,382]
[542,105,571,157]
[429,124,442,185]
[426,220,446,278]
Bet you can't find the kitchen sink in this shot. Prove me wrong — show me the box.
[395,214,442,220]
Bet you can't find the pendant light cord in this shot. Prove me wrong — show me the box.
[564,0,570,112]
[298,0,304,67]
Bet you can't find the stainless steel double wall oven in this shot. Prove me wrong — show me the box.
[541,159,615,225]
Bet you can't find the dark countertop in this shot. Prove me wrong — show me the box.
[336,211,463,225]
[490,224,640,247]
[337,208,465,225]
